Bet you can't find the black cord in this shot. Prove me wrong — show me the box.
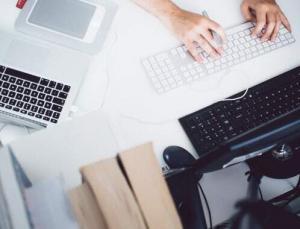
[198,183,213,229]
[258,186,264,201]
[296,175,300,187]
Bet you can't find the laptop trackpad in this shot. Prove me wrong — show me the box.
[4,39,49,75]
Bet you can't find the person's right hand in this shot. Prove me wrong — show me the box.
[163,9,226,63]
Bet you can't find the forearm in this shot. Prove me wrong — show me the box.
[132,0,181,25]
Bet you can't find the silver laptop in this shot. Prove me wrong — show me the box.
[0,32,91,129]
[0,0,117,129]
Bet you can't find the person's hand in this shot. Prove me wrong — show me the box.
[241,0,291,41]
[162,9,226,63]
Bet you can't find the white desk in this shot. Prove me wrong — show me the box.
[0,0,300,225]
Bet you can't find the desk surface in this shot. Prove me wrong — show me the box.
[0,0,299,225]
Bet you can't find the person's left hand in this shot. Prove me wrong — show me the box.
[240,0,291,41]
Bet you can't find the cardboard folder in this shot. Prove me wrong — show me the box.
[70,143,182,229]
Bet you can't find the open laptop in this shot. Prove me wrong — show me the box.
[0,32,91,129]
[0,0,117,129]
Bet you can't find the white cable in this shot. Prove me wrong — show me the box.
[101,31,118,108]
[0,123,7,133]
[222,88,249,101]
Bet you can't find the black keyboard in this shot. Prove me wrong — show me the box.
[0,65,71,124]
[179,66,300,156]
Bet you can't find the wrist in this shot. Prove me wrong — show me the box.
[156,3,182,27]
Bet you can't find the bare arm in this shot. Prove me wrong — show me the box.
[132,0,226,62]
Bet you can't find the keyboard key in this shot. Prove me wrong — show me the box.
[45,102,51,109]
[5,68,40,83]
[21,110,27,114]
[37,100,44,107]
[30,98,37,105]
[35,114,42,119]
[51,90,59,96]
[28,112,34,116]
[9,99,17,106]
[38,93,46,100]
[31,91,38,97]
[40,79,49,86]
[24,103,31,110]
[9,84,16,91]
[52,104,62,112]
[13,107,20,112]
[63,85,70,93]
[31,106,38,112]
[1,89,8,96]
[16,94,23,100]
[9,78,16,83]
[16,79,23,85]
[8,91,16,98]
[58,92,68,99]
[53,112,60,119]
[38,85,45,92]
[17,86,24,93]
[45,110,53,117]
[2,97,9,103]
[5,105,12,110]
[23,96,30,102]
[50,119,58,123]
[0,103,4,107]
[3,82,9,89]
[30,83,37,90]
[0,65,5,73]
[53,97,65,105]
[23,81,30,88]
[45,95,52,102]
[43,116,50,121]
[45,88,51,94]
[24,89,31,95]
[38,108,46,115]
[56,83,63,90]
[49,81,56,88]
[2,75,9,81]
[16,101,24,108]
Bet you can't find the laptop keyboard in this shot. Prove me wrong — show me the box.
[0,65,71,124]
[179,66,300,156]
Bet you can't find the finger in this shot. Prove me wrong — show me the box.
[207,20,226,43]
[241,3,253,21]
[271,15,281,41]
[201,30,223,54]
[195,35,219,58]
[280,13,291,32]
[261,13,276,41]
[185,40,203,63]
[252,10,267,37]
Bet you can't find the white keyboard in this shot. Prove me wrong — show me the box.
[142,22,296,94]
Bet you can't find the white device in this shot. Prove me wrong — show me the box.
[15,0,118,54]
[142,22,296,94]
[0,31,91,129]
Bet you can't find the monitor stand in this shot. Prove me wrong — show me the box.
[163,146,206,229]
